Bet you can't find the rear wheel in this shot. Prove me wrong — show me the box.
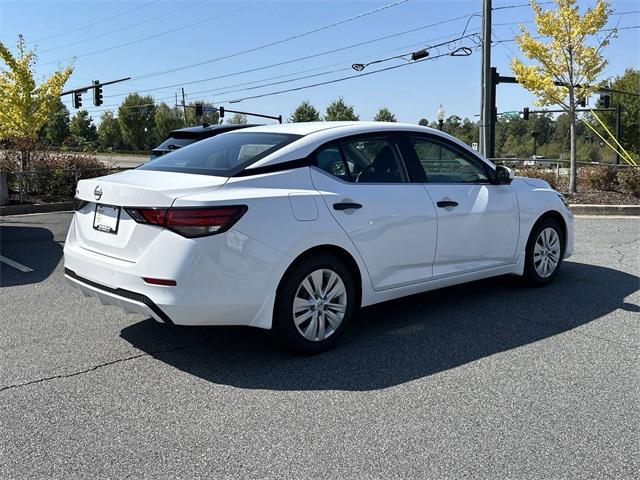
[523,217,564,286]
[274,254,356,353]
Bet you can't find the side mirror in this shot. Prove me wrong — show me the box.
[494,165,514,184]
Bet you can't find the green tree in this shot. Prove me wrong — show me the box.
[418,118,429,126]
[289,100,321,122]
[0,35,73,169]
[325,97,359,121]
[599,68,640,158]
[186,101,220,126]
[69,110,97,148]
[154,103,184,143]
[373,107,397,122]
[98,111,124,151]
[118,93,156,151]
[512,0,614,192]
[41,98,70,147]
[226,112,247,125]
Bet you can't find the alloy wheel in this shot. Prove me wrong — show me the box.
[292,269,347,342]
[533,227,561,278]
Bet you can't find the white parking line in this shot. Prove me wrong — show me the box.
[0,255,34,272]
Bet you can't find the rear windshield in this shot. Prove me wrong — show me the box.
[140,132,301,176]
[153,137,197,152]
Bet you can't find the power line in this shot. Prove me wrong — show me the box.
[92,32,471,110]
[492,24,639,44]
[99,11,484,100]
[214,49,473,105]
[31,0,162,43]
[40,1,266,66]
[131,0,411,81]
[38,0,209,54]
[67,49,468,118]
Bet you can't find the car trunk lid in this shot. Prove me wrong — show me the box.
[73,170,228,262]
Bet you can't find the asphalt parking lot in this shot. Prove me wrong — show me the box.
[1,212,638,479]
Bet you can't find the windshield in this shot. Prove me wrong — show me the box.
[140,132,301,176]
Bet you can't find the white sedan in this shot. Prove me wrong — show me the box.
[64,122,574,353]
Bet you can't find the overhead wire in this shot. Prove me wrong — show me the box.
[38,0,209,54]
[31,0,162,43]
[40,1,266,66]
[97,10,486,100]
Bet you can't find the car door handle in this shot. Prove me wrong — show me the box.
[437,200,459,208]
[333,202,363,211]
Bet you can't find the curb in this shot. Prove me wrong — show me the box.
[0,202,74,216]
[570,204,640,216]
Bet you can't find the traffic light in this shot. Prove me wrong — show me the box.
[599,93,610,108]
[92,80,103,106]
[219,106,224,119]
[195,103,203,116]
[72,91,82,109]
[578,97,586,107]
[523,107,530,120]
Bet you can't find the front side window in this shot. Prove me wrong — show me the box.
[409,136,488,183]
[316,138,408,183]
[140,132,301,176]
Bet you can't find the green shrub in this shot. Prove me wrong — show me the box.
[0,150,107,197]
[618,167,640,197]
[580,165,618,191]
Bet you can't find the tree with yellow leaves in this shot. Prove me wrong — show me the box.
[512,0,614,192]
[0,35,73,170]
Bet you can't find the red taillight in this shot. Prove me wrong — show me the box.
[126,206,247,238]
[138,208,167,226]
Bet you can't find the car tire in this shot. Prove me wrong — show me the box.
[523,217,565,287]
[273,254,356,354]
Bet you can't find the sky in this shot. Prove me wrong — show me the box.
[1,0,638,125]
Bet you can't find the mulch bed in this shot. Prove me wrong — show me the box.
[560,189,640,205]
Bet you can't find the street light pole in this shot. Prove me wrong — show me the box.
[436,105,445,131]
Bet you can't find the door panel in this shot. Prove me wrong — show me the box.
[425,184,519,277]
[403,133,519,278]
[311,169,438,290]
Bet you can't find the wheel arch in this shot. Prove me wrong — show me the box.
[277,244,364,309]
[532,210,568,247]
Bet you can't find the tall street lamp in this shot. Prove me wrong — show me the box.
[436,105,445,131]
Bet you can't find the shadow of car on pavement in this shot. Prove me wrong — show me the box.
[120,261,638,391]
[0,225,63,288]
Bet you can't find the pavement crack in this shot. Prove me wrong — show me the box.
[608,238,640,265]
[0,334,213,394]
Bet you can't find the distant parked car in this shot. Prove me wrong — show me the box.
[149,124,260,161]
[65,122,574,353]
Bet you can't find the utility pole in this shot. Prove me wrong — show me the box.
[181,88,188,127]
[479,0,492,157]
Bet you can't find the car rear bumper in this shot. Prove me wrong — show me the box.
[63,213,288,327]
[65,268,174,324]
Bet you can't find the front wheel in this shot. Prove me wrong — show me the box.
[273,254,356,354]
[523,217,565,286]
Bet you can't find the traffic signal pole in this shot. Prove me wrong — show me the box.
[479,0,492,157]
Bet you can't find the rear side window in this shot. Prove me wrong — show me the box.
[140,132,301,176]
